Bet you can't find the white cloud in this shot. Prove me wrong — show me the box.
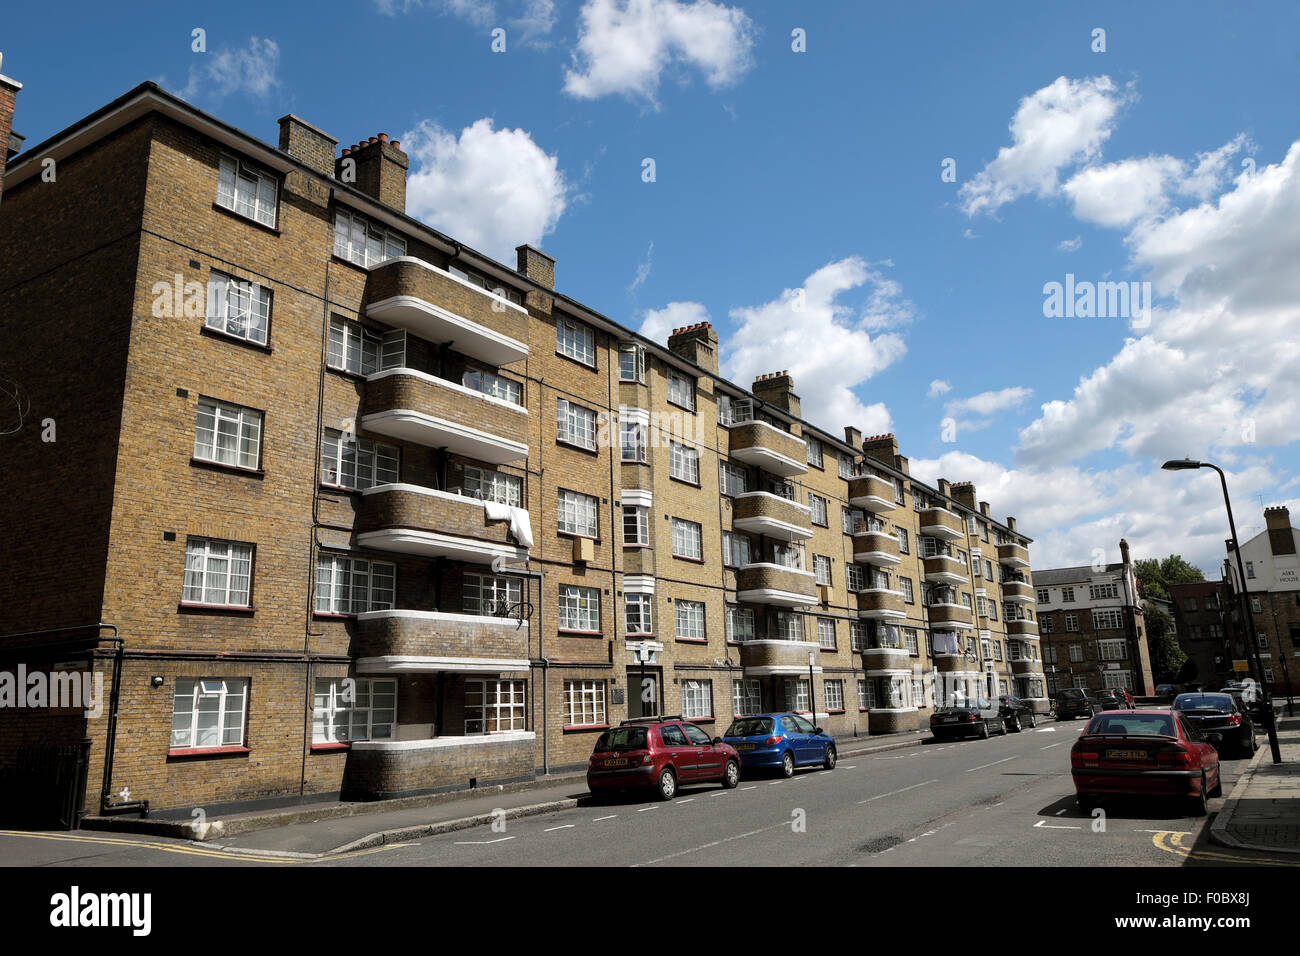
[928,380,952,399]
[181,37,281,102]
[627,240,654,294]
[402,118,569,262]
[640,300,711,345]
[1058,235,1083,252]
[960,75,1131,217]
[563,0,756,105]
[375,0,556,46]
[946,386,1034,418]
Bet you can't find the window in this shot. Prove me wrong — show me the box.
[726,605,756,643]
[904,628,919,655]
[448,264,523,304]
[1069,643,1084,663]
[206,272,270,345]
[845,564,865,592]
[556,317,596,366]
[559,585,600,632]
[816,618,836,649]
[805,437,823,468]
[1264,665,1275,683]
[1037,588,1050,603]
[465,679,526,733]
[899,577,915,604]
[1098,639,1127,661]
[1040,615,1053,634]
[1092,608,1123,630]
[313,678,396,744]
[774,543,805,570]
[967,516,978,536]
[984,560,994,579]
[1061,587,1075,602]
[993,641,1003,662]
[314,553,395,614]
[216,153,277,227]
[328,316,381,375]
[973,557,981,578]
[850,620,868,651]
[565,680,606,727]
[838,453,857,480]
[625,594,653,634]
[557,489,598,537]
[783,679,811,713]
[321,429,398,490]
[897,528,909,554]
[1251,597,1262,613]
[669,442,700,484]
[774,611,804,641]
[808,494,828,527]
[824,679,844,711]
[463,466,522,507]
[988,601,998,621]
[961,592,973,609]
[623,505,650,547]
[194,398,262,471]
[463,573,522,617]
[894,479,905,505]
[171,678,249,750]
[463,369,522,406]
[1065,613,1079,632]
[722,532,751,567]
[333,208,405,267]
[666,368,696,410]
[1089,583,1118,600]
[1258,632,1269,649]
[733,679,761,716]
[672,518,703,560]
[813,555,832,586]
[1246,561,1255,579]
[859,679,875,709]
[981,638,992,660]
[682,680,713,719]
[557,399,597,450]
[841,506,864,535]
[183,538,253,607]
[719,461,748,496]
[675,600,706,641]
[621,421,648,463]
[619,343,645,383]
[1044,645,1057,664]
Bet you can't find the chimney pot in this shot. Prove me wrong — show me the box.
[378,133,389,143]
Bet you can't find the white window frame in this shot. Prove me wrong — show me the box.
[733,678,761,716]
[666,368,696,411]
[333,207,405,267]
[719,460,749,496]
[618,343,645,383]
[556,317,596,366]
[672,518,703,560]
[328,316,381,375]
[463,369,522,406]
[558,584,600,632]
[313,678,396,744]
[314,553,396,614]
[558,489,598,537]
[816,617,836,649]
[217,153,278,227]
[465,679,526,734]
[183,538,253,607]
[194,397,262,471]
[726,605,755,643]
[675,600,706,642]
[805,436,823,468]
[824,679,844,712]
[206,272,270,345]
[623,505,650,547]
[682,679,713,719]
[321,428,399,490]
[462,466,522,507]
[564,680,606,727]
[557,399,597,451]
[620,421,648,463]
[669,442,700,484]
[808,494,828,527]
[625,594,653,635]
[171,678,249,750]
[463,573,522,617]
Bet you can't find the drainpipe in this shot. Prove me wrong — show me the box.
[97,624,150,817]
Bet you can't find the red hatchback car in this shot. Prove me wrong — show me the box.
[1071,708,1222,816]
[587,716,741,801]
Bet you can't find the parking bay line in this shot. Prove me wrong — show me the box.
[454,836,515,845]
[633,818,794,867]
[544,824,575,832]
[855,779,939,805]
[1034,820,1081,830]
[1040,742,1064,750]
[965,756,1019,772]
[593,815,618,821]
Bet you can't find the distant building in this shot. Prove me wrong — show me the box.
[1222,506,1300,698]
[1167,580,1232,687]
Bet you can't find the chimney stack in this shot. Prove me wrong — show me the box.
[0,52,23,205]
[861,433,898,467]
[937,478,952,499]
[1119,537,1130,566]
[752,370,799,416]
[979,501,990,518]
[950,482,978,512]
[665,322,718,375]
[1007,516,1018,533]
[516,244,555,290]
[340,132,409,213]
[277,114,337,177]
[1265,505,1296,556]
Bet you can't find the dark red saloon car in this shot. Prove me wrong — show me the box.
[1071,708,1222,816]
[587,716,741,801]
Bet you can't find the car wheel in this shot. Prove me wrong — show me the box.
[978,721,990,740]
[823,745,837,770]
[656,767,677,801]
[1210,768,1223,798]
[721,759,740,789]
[1027,713,1037,729]
[1188,773,1208,817]
[781,751,796,778]
[1244,731,1257,757]
[1009,715,1022,733]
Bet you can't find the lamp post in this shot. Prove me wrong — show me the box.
[1162,459,1281,763]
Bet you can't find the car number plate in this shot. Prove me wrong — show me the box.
[940,715,958,722]
[1106,749,1146,760]
[602,757,629,767]
[735,743,755,751]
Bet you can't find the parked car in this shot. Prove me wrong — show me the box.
[587,716,741,801]
[720,713,837,777]
[930,700,1007,740]
[1173,692,1257,758]
[1093,688,1135,711]
[1054,688,1100,720]
[1155,684,1179,702]
[1070,709,1223,816]
[998,695,1038,732]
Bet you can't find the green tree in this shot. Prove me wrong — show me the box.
[1135,554,1205,602]
[1144,605,1187,682]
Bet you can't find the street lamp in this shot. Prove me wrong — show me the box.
[1162,458,1282,763]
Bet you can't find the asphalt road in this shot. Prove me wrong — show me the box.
[0,719,1289,867]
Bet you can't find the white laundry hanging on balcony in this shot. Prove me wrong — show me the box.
[483,501,534,549]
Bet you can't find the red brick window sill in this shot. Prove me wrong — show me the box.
[167,746,251,759]
[178,602,255,615]
[190,457,265,478]
[310,742,351,753]
[674,638,707,645]
[562,724,609,733]
[558,629,602,637]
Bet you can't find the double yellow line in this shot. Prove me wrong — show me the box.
[1150,830,1298,867]
[0,829,402,865]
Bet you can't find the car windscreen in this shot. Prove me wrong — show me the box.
[1087,714,1175,736]
[725,717,774,737]
[594,727,647,752]
[1175,694,1233,712]
[1058,689,1086,699]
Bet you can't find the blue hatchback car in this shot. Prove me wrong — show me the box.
[721,713,837,777]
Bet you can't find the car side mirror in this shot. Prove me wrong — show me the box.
[712,737,723,746]
[813,727,823,735]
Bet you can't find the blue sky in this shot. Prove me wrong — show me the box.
[5,0,1300,574]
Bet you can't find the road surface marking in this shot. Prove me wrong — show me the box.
[593,815,618,821]
[741,786,756,791]
[677,798,695,803]
[1055,809,1067,816]
[1040,742,1064,750]
[855,779,939,804]
[708,792,728,798]
[1135,829,1190,834]
[0,829,299,864]
[966,755,1019,772]
[454,836,515,845]
[1036,727,1057,733]
[842,765,857,769]
[637,806,657,812]
[544,825,575,832]
[1034,820,1081,830]
[634,818,793,867]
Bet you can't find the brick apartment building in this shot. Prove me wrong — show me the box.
[1168,580,1233,688]
[1220,506,1300,700]
[0,78,1044,821]
[1033,540,1155,696]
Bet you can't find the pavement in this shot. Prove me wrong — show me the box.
[82,727,932,858]
[1211,712,1300,855]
